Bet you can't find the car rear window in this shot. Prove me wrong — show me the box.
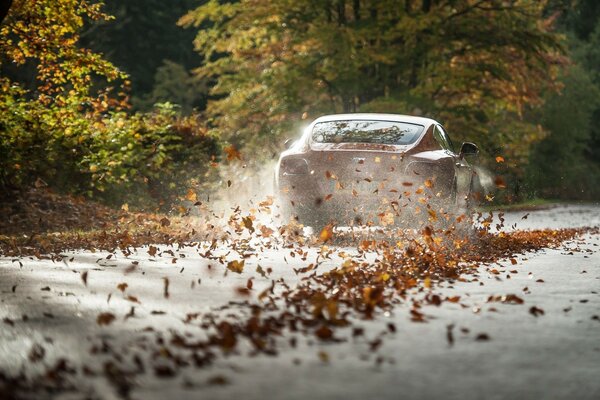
[312,120,424,145]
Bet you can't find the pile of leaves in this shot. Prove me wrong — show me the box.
[0,187,207,257]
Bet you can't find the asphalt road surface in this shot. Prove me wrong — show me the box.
[1,204,599,400]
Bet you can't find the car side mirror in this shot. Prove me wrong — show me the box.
[459,142,479,158]
[284,138,295,149]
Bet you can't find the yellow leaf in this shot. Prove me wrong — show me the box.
[227,260,245,274]
[319,225,333,242]
[185,189,197,202]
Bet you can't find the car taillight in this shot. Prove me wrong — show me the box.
[282,158,309,175]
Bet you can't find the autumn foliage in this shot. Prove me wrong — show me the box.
[0,0,219,207]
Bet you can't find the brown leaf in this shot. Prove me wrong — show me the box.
[117,283,128,292]
[446,324,454,346]
[160,217,170,227]
[154,365,176,377]
[475,333,490,341]
[494,176,507,189]
[315,325,333,340]
[224,145,242,161]
[126,295,140,303]
[487,294,524,304]
[28,344,45,362]
[529,306,545,317]
[81,271,88,286]
[163,277,170,299]
[97,312,116,326]
[242,216,254,233]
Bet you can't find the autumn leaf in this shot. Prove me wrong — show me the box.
[315,325,333,340]
[242,216,254,233]
[117,283,128,292]
[318,351,329,363]
[28,344,46,363]
[475,333,490,341]
[259,225,274,237]
[185,189,197,202]
[319,224,333,242]
[495,156,505,163]
[97,312,116,326]
[494,176,507,189]
[224,145,242,161]
[163,277,170,299]
[160,217,170,227]
[529,306,545,316]
[227,260,245,274]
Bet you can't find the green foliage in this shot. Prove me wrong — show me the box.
[0,0,125,101]
[526,65,600,199]
[134,61,208,114]
[523,0,600,201]
[0,0,220,208]
[83,104,220,207]
[182,0,564,167]
[0,81,219,207]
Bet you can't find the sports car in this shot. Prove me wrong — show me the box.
[274,113,479,228]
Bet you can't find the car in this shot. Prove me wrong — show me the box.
[274,113,480,229]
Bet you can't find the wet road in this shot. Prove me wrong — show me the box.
[1,204,599,399]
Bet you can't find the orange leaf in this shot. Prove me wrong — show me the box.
[319,225,333,242]
[224,145,242,161]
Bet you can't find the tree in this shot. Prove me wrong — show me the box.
[0,1,219,207]
[80,0,205,110]
[527,65,600,199]
[524,0,600,200]
[181,0,564,167]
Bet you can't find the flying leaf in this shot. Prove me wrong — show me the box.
[227,260,245,274]
[97,312,116,326]
[224,145,242,161]
[319,225,333,242]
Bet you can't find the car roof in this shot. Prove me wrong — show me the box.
[312,113,439,127]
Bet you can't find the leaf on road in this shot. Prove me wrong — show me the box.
[529,306,545,317]
[475,333,490,341]
[163,277,170,299]
[97,312,116,326]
